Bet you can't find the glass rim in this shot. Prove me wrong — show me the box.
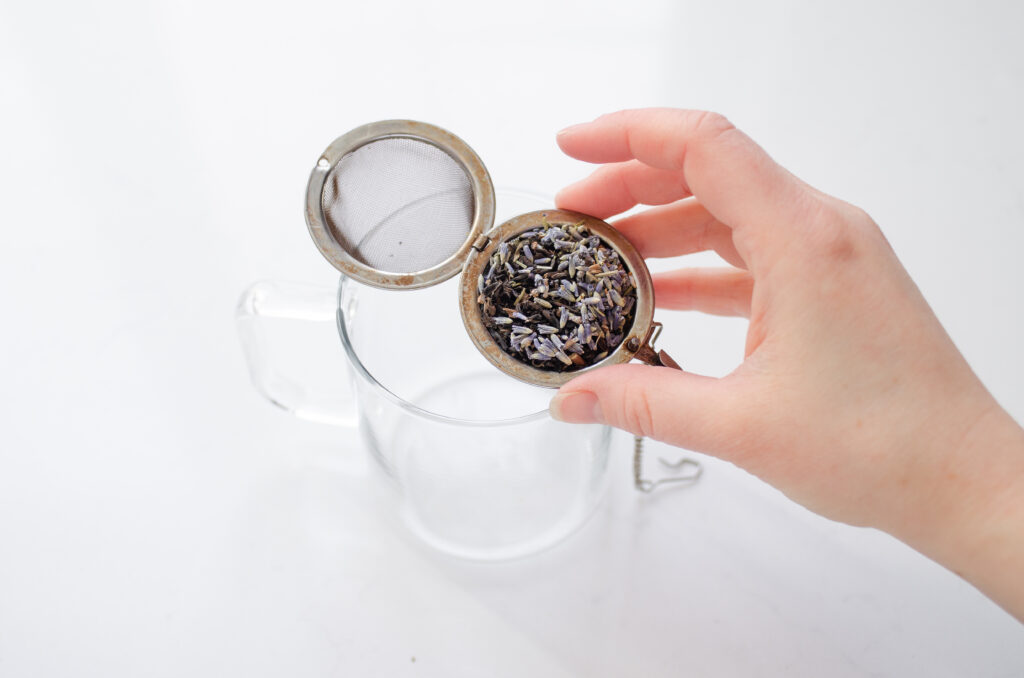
[335,275,552,427]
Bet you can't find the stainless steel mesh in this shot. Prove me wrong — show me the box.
[321,137,475,274]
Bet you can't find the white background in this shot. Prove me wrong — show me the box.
[2,0,1024,675]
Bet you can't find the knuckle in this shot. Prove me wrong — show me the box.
[691,110,735,140]
[803,198,881,264]
[659,109,741,171]
[830,200,876,232]
[621,379,656,439]
[818,222,861,263]
[663,110,739,170]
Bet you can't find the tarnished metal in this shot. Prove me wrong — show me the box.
[631,322,681,369]
[305,120,496,290]
[458,209,657,389]
[471,234,490,252]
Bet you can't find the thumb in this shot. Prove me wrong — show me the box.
[549,363,747,454]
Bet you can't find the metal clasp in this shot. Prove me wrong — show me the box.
[627,322,681,370]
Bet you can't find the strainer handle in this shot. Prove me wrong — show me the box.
[235,280,357,427]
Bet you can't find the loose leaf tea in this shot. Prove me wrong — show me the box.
[478,220,637,371]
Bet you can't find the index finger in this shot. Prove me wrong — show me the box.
[555,109,816,235]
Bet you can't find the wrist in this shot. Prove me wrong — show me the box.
[892,398,1024,619]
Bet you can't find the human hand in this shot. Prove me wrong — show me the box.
[549,109,1024,619]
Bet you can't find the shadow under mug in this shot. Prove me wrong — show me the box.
[236,195,613,560]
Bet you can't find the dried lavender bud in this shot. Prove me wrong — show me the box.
[478,220,637,372]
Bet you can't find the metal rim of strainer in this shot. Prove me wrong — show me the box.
[459,209,655,388]
[305,120,496,290]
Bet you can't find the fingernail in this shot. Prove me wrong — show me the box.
[556,123,586,138]
[549,391,603,424]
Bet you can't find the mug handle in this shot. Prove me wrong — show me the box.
[235,280,357,427]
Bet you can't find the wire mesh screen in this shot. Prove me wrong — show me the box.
[321,138,475,273]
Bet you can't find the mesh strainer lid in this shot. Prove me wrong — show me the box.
[305,120,495,290]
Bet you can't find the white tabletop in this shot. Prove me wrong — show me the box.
[2,1,1023,675]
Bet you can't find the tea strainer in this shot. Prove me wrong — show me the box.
[305,120,701,490]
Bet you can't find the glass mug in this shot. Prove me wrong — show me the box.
[236,191,613,560]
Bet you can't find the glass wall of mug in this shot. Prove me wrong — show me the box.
[338,274,611,560]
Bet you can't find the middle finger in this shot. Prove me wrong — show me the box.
[555,160,691,219]
[612,198,747,269]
